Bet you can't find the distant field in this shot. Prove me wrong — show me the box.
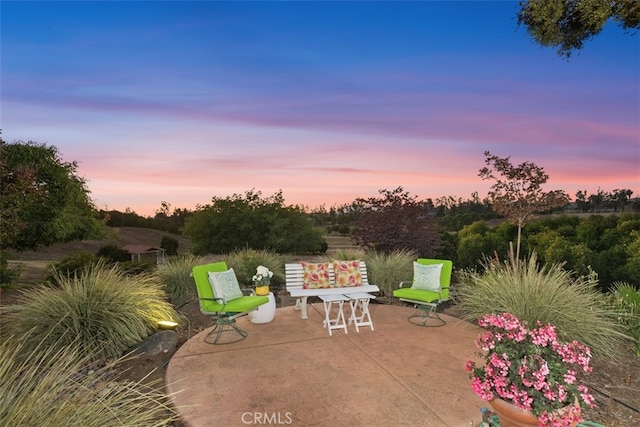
[324,233,358,251]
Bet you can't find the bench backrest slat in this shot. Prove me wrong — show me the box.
[285,261,370,291]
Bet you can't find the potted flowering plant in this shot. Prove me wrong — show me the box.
[465,312,596,427]
[252,265,273,296]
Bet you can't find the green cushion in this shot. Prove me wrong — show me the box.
[393,287,443,304]
[200,295,269,313]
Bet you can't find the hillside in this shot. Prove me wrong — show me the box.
[8,227,192,262]
[6,227,192,284]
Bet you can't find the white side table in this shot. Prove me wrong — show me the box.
[346,292,375,332]
[319,294,349,336]
[249,292,276,324]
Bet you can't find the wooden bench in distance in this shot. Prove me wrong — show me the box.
[285,261,380,319]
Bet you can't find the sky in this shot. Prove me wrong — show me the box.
[3,1,639,217]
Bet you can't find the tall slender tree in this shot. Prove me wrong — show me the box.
[478,151,570,260]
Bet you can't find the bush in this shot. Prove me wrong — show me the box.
[363,249,416,297]
[0,251,22,287]
[2,261,180,361]
[0,334,177,426]
[609,282,640,356]
[351,187,442,256]
[225,248,285,288]
[160,236,179,256]
[95,244,131,262]
[455,253,628,361]
[182,189,327,254]
[48,250,99,280]
[156,253,203,306]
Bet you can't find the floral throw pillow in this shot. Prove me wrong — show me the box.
[411,262,443,292]
[302,262,331,289]
[208,268,243,302]
[332,260,363,287]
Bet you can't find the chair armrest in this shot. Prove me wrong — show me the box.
[398,281,412,289]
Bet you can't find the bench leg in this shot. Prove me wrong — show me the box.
[298,297,309,319]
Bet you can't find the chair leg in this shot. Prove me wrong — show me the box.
[205,317,248,344]
[407,303,446,327]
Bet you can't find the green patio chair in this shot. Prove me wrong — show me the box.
[192,261,269,344]
[393,258,452,327]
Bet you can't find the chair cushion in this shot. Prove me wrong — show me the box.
[393,287,441,304]
[412,262,443,292]
[219,295,269,312]
[302,262,331,289]
[208,268,243,302]
[332,259,362,287]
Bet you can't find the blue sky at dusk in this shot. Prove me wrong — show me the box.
[3,1,638,216]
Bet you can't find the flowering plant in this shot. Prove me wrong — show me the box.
[252,265,273,287]
[465,313,596,427]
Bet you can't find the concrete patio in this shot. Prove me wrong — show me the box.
[166,303,486,427]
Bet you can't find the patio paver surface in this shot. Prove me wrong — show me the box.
[166,303,486,427]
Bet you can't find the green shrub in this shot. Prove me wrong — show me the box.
[3,261,180,361]
[363,249,416,297]
[609,281,640,356]
[161,236,179,255]
[0,251,22,287]
[225,248,285,287]
[48,250,99,281]
[456,253,628,361]
[0,334,177,426]
[95,244,131,262]
[157,253,203,306]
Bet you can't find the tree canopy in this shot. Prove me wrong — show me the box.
[351,187,442,256]
[0,140,107,251]
[182,189,327,255]
[478,151,570,259]
[518,0,640,57]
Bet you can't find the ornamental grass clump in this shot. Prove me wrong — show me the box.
[0,334,178,427]
[226,248,284,287]
[157,253,204,306]
[456,253,627,361]
[364,249,416,297]
[2,261,180,361]
[466,312,595,427]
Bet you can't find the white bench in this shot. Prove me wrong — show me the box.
[285,261,380,319]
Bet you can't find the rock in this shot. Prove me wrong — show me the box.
[134,330,178,356]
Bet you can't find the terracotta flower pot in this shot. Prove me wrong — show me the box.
[489,398,538,427]
[255,285,270,296]
[489,398,580,427]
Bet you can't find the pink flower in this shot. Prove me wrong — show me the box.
[466,313,595,426]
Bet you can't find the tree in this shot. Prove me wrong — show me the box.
[0,140,107,251]
[518,0,640,58]
[182,189,327,254]
[351,187,442,256]
[478,151,570,260]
